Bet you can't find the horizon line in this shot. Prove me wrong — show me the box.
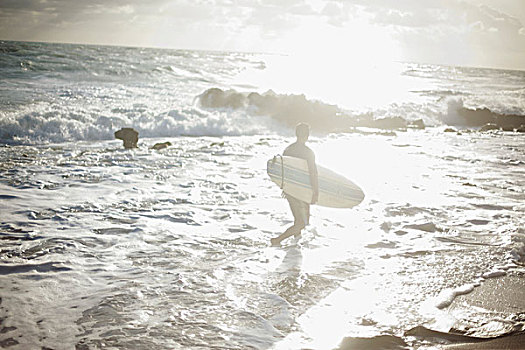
[1,38,524,73]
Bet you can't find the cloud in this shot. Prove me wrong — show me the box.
[86,4,135,15]
[235,0,316,40]
[466,4,525,49]
[319,1,356,27]
[469,20,485,32]
[355,0,524,36]
[0,0,217,46]
[1,0,524,69]
[345,0,525,68]
[371,7,445,28]
[477,5,521,27]
[0,0,319,50]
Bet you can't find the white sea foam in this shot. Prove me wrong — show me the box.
[435,284,476,309]
[1,41,525,350]
[1,131,524,349]
[2,41,525,144]
[0,103,279,144]
[482,269,507,279]
[433,262,515,310]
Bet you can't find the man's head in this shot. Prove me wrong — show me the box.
[295,123,310,143]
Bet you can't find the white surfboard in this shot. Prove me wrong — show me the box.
[267,155,365,208]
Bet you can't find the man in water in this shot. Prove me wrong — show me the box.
[271,123,319,246]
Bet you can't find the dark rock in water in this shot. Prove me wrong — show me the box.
[150,141,171,150]
[197,88,525,135]
[517,125,525,133]
[336,335,408,350]
[458,107,498,126]
[501,125,515,132]
[199,88,316,132]
[497,115,525,129]
[197,88,246,109]
[457,106,525,129]
[114,128,139,149]
[0,337,19,347]
[479,123,499,132]
[404,222,442,232]
[368,117,407,130]
[444,128,457,133]
[408,119,425,129]
[196,87,412,133]
[0,326,16,333]
[246,90,346,132]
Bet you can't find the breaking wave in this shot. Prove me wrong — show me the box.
[1,41,525,144]
[195,88,525,133]
[442,98,525,128]
[0,103,279,144]
[3,87,525,144]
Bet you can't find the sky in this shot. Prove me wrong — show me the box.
[1,0,525,70]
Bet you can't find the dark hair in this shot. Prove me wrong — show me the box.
[296,123,310,138]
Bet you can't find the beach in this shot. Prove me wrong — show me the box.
[442,272,525,349]
[1,41,524,349]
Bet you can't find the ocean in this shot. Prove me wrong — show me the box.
[0,40,524,349]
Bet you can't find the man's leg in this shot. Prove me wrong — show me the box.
[294,201,309,238]
[271,196,307,246]
[271,223,303,246]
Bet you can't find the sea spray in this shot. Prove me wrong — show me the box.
[2,41,525,144]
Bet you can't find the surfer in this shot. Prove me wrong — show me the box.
[271,123,319,246]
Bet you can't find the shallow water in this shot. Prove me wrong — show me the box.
[1,40,525,349]
[1,129,524,349]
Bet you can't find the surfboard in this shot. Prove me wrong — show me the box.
[267,155,365,208]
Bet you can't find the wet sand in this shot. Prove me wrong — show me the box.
[444,333,525,349]
[396,272,525,349]
[444,272,525,349]
[453,274,525,314]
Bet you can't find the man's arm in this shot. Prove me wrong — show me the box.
[307,153,319,204]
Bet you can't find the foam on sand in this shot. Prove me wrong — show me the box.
[433,257,519,310]
[435,284,476,309]
[409,273,525,349]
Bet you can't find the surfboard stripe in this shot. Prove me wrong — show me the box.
[267,162,363,199]
[267,155,365,208]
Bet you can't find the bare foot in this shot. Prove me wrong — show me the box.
[270,237,281,246]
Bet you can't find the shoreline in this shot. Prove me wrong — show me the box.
[443,272,525,349]
[333,272,525,349]
[401,272,525,349]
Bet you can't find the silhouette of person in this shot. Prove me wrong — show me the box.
[271,123,319,246]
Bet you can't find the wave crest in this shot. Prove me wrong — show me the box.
[0,102,274,144]
[196,88,419,133]
[443,98,525,128]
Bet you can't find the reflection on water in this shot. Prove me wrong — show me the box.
[0,131,523,349]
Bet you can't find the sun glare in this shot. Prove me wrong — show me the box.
[234,15,415,112]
